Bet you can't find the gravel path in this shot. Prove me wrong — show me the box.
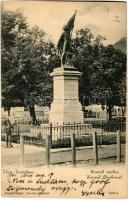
[1,142,125,168]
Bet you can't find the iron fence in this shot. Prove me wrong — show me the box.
[1,120,126,148]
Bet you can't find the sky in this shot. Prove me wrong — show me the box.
[2,1,127,45]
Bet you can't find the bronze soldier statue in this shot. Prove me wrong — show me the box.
[57,10,77,66]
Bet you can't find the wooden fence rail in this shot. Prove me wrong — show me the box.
[93,132,98,165]
[46,135,51,166]
[20,134,24,166]
[71,133,76,166]
[117,130,121,162]
[19,130,123,167]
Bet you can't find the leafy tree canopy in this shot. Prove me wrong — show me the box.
[71,28,126,107]
[1,10,56,123]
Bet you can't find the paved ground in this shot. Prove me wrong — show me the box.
[1,142,125,168]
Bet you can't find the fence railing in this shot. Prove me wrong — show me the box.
[19,130,124,167]
[1,120,125,167]
[1,120,126,148]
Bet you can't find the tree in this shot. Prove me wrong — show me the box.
[71,28,126,120]
[14,26,55,124]
[1,10,55,124]
[1,10,28,115]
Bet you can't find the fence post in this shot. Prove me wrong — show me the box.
[20,134,24,166]
[17,122,20,143]
[50,123,52,146]
[93,132,98,164]
[117,130,121,162]
[100,131,103,146]
[100,121,103,146]
[71,133,76,166]
[46,135,51,166]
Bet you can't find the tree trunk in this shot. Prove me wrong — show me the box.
[107,105,112,121]
[7,107,11,117]
[29,105,37,125]
[121,106,125,118]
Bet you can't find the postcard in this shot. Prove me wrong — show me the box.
[1,1,127,199]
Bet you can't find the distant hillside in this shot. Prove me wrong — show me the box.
[113,37,127,53]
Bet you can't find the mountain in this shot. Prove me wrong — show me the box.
[113,37,127,53]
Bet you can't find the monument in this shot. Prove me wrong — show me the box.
[49,11,84,124]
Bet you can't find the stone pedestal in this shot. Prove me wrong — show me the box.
[49,66,84,124]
